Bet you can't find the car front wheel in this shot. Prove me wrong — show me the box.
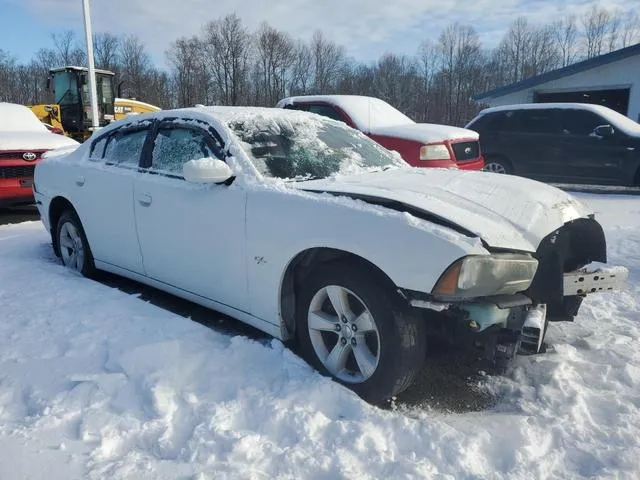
[56,210,95,276]
[296,263,426,404]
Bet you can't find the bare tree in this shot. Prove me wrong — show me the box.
[203,14,252,105]
[437,23,485,125]
[309,31,345,93]
[253,23,295,105]
[621,11,640,47]
[553,16,579,67]
[416,40,438,121]
[288,41,313,95]
[93,33,120,71]
[167,36,210,107]
[582,6,611,58]
[119,35,151,99]
[51,30,86,65]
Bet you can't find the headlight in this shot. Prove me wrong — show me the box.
[419,144,451,161]
[432,254,538,299]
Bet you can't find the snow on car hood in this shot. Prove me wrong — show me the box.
[371,123,479,144]
[0,131,79,151]
[295,168,592,252]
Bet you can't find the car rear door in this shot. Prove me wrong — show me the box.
[556,108,631,183]
[506,109,564,179]
[132,119,249,311]
[71,124,149,274]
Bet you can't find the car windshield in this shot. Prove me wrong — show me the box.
[228,114,404,181]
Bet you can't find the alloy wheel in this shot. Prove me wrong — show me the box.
[483,162,507,174]
[307,285,381,383]
[58,221,85,272]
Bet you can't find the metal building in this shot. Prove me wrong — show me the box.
[475,43,640,122]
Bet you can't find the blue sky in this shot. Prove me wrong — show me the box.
[1,0,631,66]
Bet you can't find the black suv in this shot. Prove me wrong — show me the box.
[466,103,640,186]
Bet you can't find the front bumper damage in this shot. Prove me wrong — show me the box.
[407,217,628,370]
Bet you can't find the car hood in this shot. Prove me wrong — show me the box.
[294,168,592,253]
[370,123,479,144]
[0,131,79,151]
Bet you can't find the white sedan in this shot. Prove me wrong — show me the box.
[34,107,627,403]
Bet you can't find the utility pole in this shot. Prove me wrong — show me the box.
[82,0,100,130]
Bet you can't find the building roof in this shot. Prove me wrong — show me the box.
[474,43,640,101]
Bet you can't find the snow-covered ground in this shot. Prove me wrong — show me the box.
[0,193,638,479]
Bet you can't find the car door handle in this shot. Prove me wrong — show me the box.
[138,194,152,207]
[75,176,85,187]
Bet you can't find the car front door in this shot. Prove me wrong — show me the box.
[132,120,249,311]
[556,108,631,183]
[72,124,149,274]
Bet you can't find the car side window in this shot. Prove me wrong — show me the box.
[512,110,559,134]
[103,129,149,166]
[151,126,221,175]
[560,110,608,136]
[89,135,108,160]
[283,104,310,112]
[307,105,344,123]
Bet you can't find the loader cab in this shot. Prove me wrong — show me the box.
[48,66,116,140]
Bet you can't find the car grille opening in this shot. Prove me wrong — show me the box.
[0,165,36,179]
[451,141,480,162]
[0,151,44,161]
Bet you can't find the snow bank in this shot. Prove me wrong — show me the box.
[0,193,639,479]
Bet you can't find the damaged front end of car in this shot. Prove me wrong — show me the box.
[403,216,628,371]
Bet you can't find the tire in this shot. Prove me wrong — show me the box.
[483,156,512,174]
[56,210,95,277]
[296,263,426,404]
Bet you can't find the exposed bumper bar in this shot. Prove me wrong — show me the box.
[563,266,628,296]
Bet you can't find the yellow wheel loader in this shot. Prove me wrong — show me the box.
[29,66,160,142]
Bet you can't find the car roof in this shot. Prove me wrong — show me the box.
[479,103,618,116]
[277,95,414,131]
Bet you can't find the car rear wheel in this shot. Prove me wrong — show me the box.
[296,263,426,404]
[56,210,95,277]
[483,156,512,174]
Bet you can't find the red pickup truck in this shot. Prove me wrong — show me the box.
[0,103,78,206]
[277,95,484,170]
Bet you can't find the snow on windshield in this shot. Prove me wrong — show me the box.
[228,113,403,181]
[0,102,48,132]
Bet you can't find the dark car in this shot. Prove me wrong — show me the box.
[466,103,640,186]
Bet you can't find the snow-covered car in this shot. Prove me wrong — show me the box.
[0,102,78,207]
[466,103,640,186]
[277,95,485,170]
[33,107,627,403]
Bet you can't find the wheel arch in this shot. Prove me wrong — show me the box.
[279,247,399,340]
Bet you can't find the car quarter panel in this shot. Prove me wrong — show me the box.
[244,185,488,326]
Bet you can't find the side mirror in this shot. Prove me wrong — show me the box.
[593,124,614,138]
[182,157,234,184]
